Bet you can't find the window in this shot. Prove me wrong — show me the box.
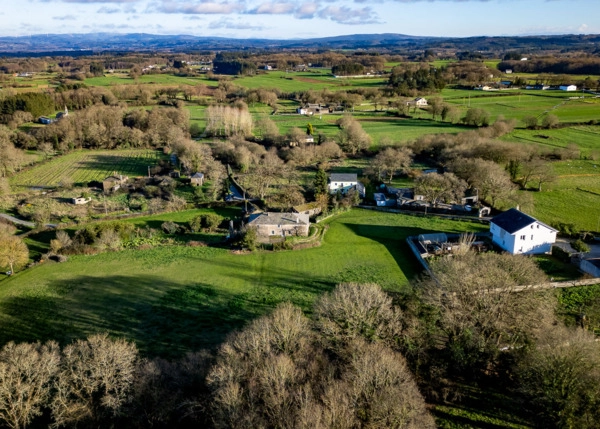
[537,224,540,229]
[531,235,534,240]
[520,235,526,240]
[271,230,275,235]
[531,225,534,229]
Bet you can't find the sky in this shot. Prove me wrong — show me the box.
[0,0,599,40]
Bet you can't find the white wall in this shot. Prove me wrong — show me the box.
[491,221,556,254]
[329,181,357,194]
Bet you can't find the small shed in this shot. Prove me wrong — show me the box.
[102,175,128,193]
[71,197,91,205]
[190,172,204,187]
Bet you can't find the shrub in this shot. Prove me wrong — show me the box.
[572,239,590,253]
[161,221,180,235]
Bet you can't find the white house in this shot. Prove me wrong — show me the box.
[560,85,577,91]
[490,208,557,255]
[328,173,365,197]
[406,97,428,107]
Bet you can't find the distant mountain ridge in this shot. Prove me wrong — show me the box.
[0,32,597,55]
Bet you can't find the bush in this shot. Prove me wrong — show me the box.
[161,221,181,235]
[572,239,590,253]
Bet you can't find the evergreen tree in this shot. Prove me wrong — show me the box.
[313,169,328,197]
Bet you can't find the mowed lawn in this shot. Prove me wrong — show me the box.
[0,209,484,357]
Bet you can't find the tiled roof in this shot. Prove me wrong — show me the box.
[248,212,310,226]
[329,173,358,182]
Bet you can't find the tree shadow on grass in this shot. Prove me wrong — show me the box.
[0,265,336,358]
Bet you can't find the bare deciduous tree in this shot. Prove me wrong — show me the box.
[0,341,60,429]
[51,334,138,428]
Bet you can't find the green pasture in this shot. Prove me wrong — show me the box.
[0,209,484,357]
[530,160,600,231]
[503,125,600,154]
[84,73,205,87]
[9,150,165,190]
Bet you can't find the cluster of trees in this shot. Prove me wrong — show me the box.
[3,252,598,428]
[0,92,54,123]
[212,53,257,76]
[0,283,436,429]
[331,62,365,76]
[205,104,253,137]
[388,65,446,95]
[498,57,600,76]
[409,119,563,209]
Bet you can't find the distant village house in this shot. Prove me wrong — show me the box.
[328,173,365,197]
[190,172,204,187]
[102,175,128,193]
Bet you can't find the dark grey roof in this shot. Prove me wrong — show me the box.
[329,173,357,182]
[491,208,538,234]
[248,212,310,226]
[191,172,204,179]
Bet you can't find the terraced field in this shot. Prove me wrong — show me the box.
[10,150,164,189]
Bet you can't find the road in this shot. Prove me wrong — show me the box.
[0,213,56,229]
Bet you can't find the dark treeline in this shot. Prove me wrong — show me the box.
[498,57,600,75]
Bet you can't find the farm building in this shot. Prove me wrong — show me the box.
[102,175,128,193]
[490,208,557,255]
[328,173,365,197]
[406,97,428,107]
[292,202,321,217]
[247,212,310,239]
[297,104,329,115]
[71,197,92,205]
[190,172,204,186]
[560,85,577,91]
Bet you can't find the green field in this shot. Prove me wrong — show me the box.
[9,150,165,189]
[0,209,485,357]
[530,159,600,231]
[503,125,600,154]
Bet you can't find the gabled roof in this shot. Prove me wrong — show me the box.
[329,173,358,182]
[491,208,557,234]
[191,172,204,179]
[248,212,310,226]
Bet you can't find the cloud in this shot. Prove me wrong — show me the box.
[249,2,295,14]
[58,0,138,3]
[294,2,318,19]
[209,17,263,30]
[97,6,121,12]
[578,23,588,32]
[317,5,381,24]
[154,1,245,14]
[53,15,78,20]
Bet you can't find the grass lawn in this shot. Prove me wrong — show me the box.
[502,125,600,154]
[529,160,600,231]
[0,209,485,358]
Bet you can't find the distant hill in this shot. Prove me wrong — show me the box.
[0,32,597,56]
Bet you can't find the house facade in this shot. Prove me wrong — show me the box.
[297,104,328,115]
[560,85,577,91]
[490,208,557,255]
[328,173,365,197]
[190,172,204,186]
[102,175,128,193]
[247,212,310,239]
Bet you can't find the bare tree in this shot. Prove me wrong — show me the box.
[414,172,467,207]
[51,334,138,428]
[421,250,554,372]
[516,327,600,429]
[372,147,413,183]
[0,341,60,429]
[0,235,29,275]
[314,283,403,347]
[337,118,371,155]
